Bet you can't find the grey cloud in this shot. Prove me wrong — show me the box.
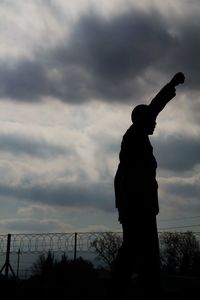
[161,20,200,92]
[0,133,67,158]
[0,218,68,232]
[0,180,114,212]
[160,178,200,216]
[153,134,200,172]
[165,180,200,200]
[0,9,177,103]
[56,11,175,101]
[0,60,48,101]
[158,177,200,219]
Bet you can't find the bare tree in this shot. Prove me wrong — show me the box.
[160,231,200,275]
[91,231,200,275]
[91,232,122,269]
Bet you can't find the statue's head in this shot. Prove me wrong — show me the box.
[131,104,156,135]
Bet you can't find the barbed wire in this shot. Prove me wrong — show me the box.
[0,233,75,254]
[0,231,200,279]
[0,232,123,254]
[0,231,199,254]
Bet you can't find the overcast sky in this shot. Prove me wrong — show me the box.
[0,0,200,233]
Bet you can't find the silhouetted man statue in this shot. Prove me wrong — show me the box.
[108,72,185,300]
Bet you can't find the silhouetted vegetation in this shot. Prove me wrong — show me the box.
[1,231,200,299]
[91,231,200,277]
[160,231,200,276]
[31,251,97,281]
[31,251,56,277]
[27,252,102,299]
[91,232,122,269]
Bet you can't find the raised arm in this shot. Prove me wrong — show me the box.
[149,72,185,118]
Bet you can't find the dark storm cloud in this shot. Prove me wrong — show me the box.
[0,9,178,103]
[153,134,200,172]
[165,180,200,200]
[0,60,49,101]
[0,133,67,158]
[55,10,175,102]
[0,218,65,232]
[161,20,200,92]
[160,176,200,214]
[0,181,114,212]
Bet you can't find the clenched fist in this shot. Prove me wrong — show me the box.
[170,72,185,86]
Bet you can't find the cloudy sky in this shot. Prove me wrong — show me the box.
[0,0,200,233]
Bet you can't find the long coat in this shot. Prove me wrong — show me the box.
[115,82,176,223]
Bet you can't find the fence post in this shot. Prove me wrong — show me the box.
[0,233,16,279]
[74,232,77,261]
[5,233,11,279]
[17,248,20,278]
